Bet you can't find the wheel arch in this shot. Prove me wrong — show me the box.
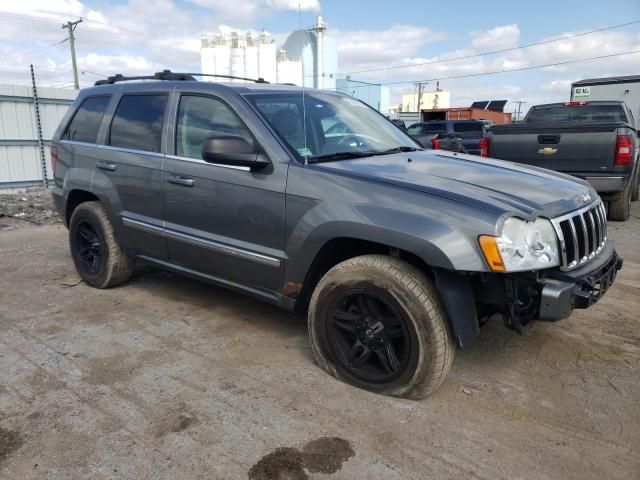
[292,235,480,348]
[65,189,100,226]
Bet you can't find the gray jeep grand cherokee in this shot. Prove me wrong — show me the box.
[51,71,622,399]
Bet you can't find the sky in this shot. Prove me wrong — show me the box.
[1,0,640,115]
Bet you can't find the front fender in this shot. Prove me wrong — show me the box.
[284,199,495,288]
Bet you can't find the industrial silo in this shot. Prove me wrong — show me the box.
[200,38,216,81]
[244,33,260,81]
[229,32,245,82]
[276,49,303,86]
[213,38,231,78]
[258,33,277,83]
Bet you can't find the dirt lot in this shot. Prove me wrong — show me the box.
[0,191,639,479]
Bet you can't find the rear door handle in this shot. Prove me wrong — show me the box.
[96,161,117,171]
[167,175,195,187]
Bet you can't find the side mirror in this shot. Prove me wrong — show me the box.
[201,136,270,170]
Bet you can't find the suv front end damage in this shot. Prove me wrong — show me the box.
[472,240,622,333]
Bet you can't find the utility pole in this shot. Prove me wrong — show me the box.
[62,19,83,89]
[414,81,429,117]
[513,100,527,122]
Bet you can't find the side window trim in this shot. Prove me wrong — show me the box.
[173,92,257,159]
[107,91,169,154]
[62,94,112,144]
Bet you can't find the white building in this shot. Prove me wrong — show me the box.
[401,90,451,112]
[200,16,337,89]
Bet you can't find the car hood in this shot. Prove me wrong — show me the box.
[311,150,596,219]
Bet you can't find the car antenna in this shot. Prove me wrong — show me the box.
[299,3,309,165]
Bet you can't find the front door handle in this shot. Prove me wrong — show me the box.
[167,175,195,187]
[96,161,117,171]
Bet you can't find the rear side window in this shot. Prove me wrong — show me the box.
[109,94,168,153]
[62,96,111,143]
[423,123,448,134]
[452,122,484,138]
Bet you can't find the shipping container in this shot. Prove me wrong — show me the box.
[420,107,511,125]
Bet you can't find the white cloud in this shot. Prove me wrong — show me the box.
[1,0,640,111]
[470,24,520,50]
[334,25,447,73]
[266,0,320,11]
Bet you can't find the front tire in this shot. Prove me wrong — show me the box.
[308,255,455,399]
[69,201,133,288]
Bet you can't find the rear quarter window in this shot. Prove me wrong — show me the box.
[109,94,168,153]
[62,95,111,143]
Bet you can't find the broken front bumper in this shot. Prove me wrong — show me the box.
[539,241,622,321]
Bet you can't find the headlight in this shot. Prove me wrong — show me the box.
[479,217,560,272]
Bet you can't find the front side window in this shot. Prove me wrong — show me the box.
[63,95,111,143]
[248,92,419,159]
[406,124,424,135]
[176,95,253,159]
[109,94,168,153]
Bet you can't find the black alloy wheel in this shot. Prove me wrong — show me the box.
[74,220,103,275]
[326,289,411,384]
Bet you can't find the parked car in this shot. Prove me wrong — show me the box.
[406,123,467,153]
[487,101,640,221]
[407,120,489,155]
[51,71,622,399]
[389,118,407,130]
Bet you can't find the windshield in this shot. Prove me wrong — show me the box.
[246,92,420,160]
[525,104,627,123]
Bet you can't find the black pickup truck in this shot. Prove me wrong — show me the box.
[487,101,639,221]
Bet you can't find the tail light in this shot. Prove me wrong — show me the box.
[614,134,633,166]
[50,145,58,174]
[563,101,589,107]
[431,138,441,150]
[479,137,490,157]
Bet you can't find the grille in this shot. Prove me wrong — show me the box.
[552,202,607,271]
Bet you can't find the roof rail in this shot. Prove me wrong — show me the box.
[94,69,269,86]
[187,72,269,84]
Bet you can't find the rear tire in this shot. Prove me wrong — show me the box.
[608,184,631,221]
[308,255,455,399]
[69,201,133,288]
[631,169,639,202]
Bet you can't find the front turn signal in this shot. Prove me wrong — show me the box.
[479,235,506,272]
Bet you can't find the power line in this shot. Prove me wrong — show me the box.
[332,19,640,76]
[329,49,640,91]
[3,38,69,62]
[0,11,198,56]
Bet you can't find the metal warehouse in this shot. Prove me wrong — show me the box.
[571,75,640,121]
[0,84,76,191]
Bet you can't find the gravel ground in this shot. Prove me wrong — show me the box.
[0,188,62,230]
[0,194,638,480]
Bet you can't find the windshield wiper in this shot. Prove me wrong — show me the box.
[307,151,380,163]
[379,146,423,153]
[308,146,423,164]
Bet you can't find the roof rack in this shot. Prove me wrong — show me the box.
[94,69,269,86]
